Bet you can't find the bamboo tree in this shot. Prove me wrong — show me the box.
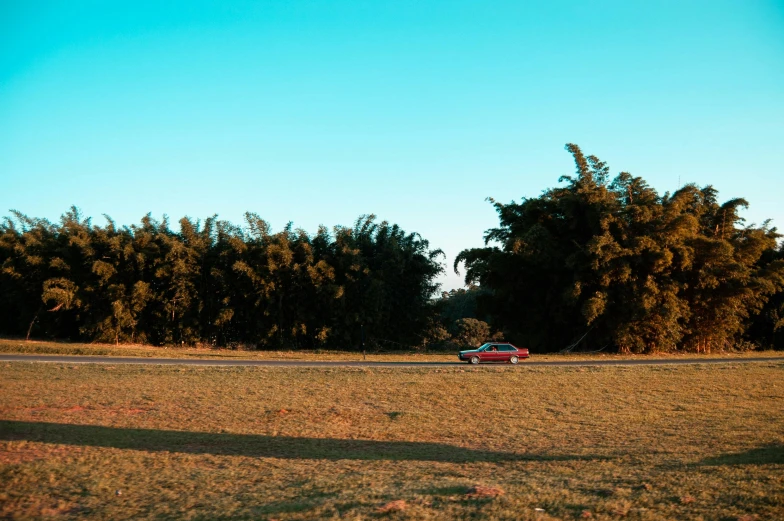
[456,144,784,353]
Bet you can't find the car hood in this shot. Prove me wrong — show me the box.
[459,349,480,355]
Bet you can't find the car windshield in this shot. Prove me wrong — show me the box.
[478,343,493,351]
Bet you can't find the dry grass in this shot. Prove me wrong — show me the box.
[2,337,782,363]
[1,361,783,519]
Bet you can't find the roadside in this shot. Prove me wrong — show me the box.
[2,338,782,363]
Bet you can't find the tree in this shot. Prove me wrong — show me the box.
[451,318,491,348]
[456,144,784,353]
[0,208,444,349]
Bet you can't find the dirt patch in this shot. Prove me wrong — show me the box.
[0,446,50,465]
[15,405,86,414]
[0,443,85,465]
[40,501,86,517]
[377,500,407,513]
[104,407,152,416]
[17,405,151,417]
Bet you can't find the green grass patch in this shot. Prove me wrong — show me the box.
[1,362,783,519]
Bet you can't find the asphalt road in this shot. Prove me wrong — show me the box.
[1,354,782,368]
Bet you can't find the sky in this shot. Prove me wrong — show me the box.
[2,0,783,291]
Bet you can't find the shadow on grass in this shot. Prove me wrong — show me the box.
[0,420,607,463]
[700,444,784,466]
[419,485,470,496]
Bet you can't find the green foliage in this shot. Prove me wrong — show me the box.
[746,243,784,350]
[456,144,784,353]
[4,146,782,354]
[450,318,492,347]
[417,286,500,350]
[436,286,489,325]
[0,211,444,349]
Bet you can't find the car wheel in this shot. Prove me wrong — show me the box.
[470,356,480,365]
[510,355,519,365]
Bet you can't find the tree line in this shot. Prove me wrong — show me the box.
[3,143,783,352]
[455,144,784,353]
[0,210,443,349]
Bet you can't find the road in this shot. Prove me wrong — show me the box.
[1,354,782,367]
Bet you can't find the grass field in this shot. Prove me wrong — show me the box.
[1,361,783,520]
[3,338,783,363]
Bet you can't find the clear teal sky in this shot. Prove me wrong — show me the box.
[2,1,783,290]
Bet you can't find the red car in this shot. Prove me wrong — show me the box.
[458,342,529,364]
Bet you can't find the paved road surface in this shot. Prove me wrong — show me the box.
[1,354,782,368]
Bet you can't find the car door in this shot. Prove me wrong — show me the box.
[483,345,503,362]
[494,345,511,362]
